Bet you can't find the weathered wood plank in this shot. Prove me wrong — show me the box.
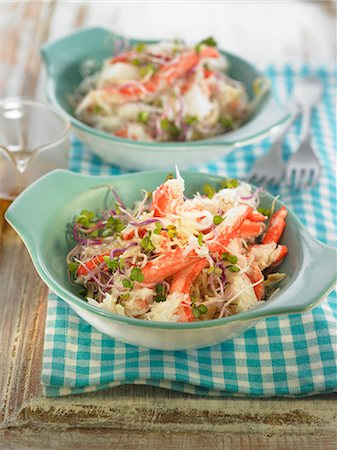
[1,428,337,450]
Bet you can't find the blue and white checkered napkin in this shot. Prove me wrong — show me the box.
[42,65,337,397]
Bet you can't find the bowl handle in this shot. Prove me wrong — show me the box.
[40,27,124,77]
[255,232,337,319]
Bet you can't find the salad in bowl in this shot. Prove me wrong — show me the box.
[6,169,336,350]
[74,37,250,142]
[41,28,289,169]
[68,169,288,322]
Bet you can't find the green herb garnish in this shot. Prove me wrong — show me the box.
[160,119,181,139]
[198,304,208,314]
[141,235,156,252]
[135,42,146,53]
[192,307,201,319]
[103,256,121,272]
[222,252,238,264]
[138,111,149,124]
[207,267,223,276]
[221,178,239,189]
[76,209,96,228]
[195,36,217,53]
[102,216,125,236]
[193,303,209,318]
[154,283,167,302]
[68,262,79,275]
[219,116,234,129]
[203,183,215,199]
[140,63,156,78]
[197,233,203,246]
[132,58,141,66]
[130,267,144,283]
[92,104,103,115]
[227,265,240,273]
[213,215,224,225]
[185,115,198,125]
[122,279,134,289]
[257,207,271,217]
[167,225,177,239]
[153,222,163,235]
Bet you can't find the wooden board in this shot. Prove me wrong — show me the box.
[1,2,337,449]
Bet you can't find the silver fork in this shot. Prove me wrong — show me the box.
[285,76,323,189]
[248,104,300,186]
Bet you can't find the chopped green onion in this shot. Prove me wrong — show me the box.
[257,207,271,217]
[222,252,238,264]
[213,215,224,225]
[227,265,240,273]
[203,183,216,199]
[153,222,163,234]
[119,293,130,301]
[198,304,208,314]
[130,267,144,282]
[138,111,149,124]
[221,178,239,189]
[132,58,141,66]
[197,233,203,246]
[89,229,99,238]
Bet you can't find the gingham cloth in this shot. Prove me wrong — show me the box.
[42,64,337,397]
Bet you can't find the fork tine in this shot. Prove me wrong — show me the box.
[285,168,293,187]
[294,169,303,190]
[310,168,320,189]
[300,169,311,189]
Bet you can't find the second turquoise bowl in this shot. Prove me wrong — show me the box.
[40,27,289,170]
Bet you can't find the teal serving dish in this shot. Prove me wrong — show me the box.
[41,28,289,170]
[5,170,337,350]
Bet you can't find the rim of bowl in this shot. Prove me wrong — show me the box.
[0,97,71,149]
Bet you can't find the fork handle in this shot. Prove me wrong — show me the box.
[299,103,313,144]
[272,106,301,151]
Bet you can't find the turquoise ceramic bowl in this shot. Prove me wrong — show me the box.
[40,28,289,170]
[6,170,337,350]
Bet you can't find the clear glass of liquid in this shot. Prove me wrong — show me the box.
[0,98,70,200]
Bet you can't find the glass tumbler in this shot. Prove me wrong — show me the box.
[0,98,70,200]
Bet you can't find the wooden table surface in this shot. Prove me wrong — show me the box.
[1,2,337,449]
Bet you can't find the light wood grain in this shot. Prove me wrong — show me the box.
[1,1,337,449]
[1,428,337,450]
